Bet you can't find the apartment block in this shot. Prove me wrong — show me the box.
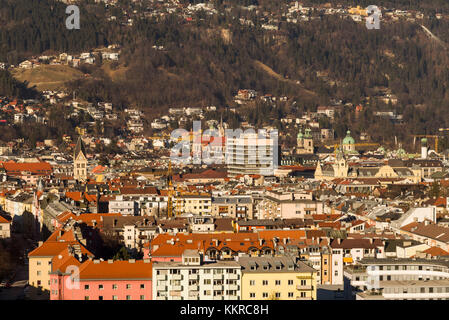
[152,249,241,300]
[239,256,318,300]
[345,258,449,300]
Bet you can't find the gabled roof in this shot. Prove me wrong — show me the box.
[0,215,11,223]
[3,162,52,175]
[421,246,449,257]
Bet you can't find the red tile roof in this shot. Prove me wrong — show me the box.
[3,162,52,175]
[77,260,152,279]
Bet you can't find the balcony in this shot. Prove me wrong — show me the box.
[189,274,199,280]
[228,284,238,291]
[213,284,224,290]
[156,275,167,281]
[213,295,224,300]
[189,291,199,297]
[171,296,182,300]
[297,285,313,290]
[172,274,182,280]
[213,274,224,280]
[189,285,199,291]
[156,285,167,291]
[171,285,182,291]
[228,273,239,280]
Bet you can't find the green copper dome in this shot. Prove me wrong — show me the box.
[304,128,312,138]
[297,130,303,139]
[342,130,355,145]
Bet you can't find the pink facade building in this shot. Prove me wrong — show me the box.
[50,259,153,300]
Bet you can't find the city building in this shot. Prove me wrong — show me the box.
[239,256,318,300]
[152,249,241,300]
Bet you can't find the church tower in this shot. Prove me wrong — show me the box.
[297,128,313,154]
[74,136,88,181]
[334,144,349,178]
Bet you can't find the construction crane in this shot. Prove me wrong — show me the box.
[166,160,175,218]
[412,135,439,153]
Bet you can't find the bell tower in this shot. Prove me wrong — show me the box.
[74,136,88,181]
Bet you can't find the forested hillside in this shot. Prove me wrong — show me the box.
[1,0,449,146]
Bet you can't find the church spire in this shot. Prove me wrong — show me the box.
[74,136,86,160]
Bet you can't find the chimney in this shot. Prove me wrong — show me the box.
[144,259,151,263]
[424,220,430,226]
[129,259,135,263]
[108,259,114,264]
[38,241,43,247]
[337,238,342,244]
[259,239,264,246]
[93,259,101,264]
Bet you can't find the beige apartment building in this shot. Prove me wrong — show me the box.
[239,256,318,300]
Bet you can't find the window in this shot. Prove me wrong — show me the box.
[275,280,281,285]
[288,280,293,285]
[99,296,103,300]
[112,284,117,290]
[300,292,306,298]
[288,292,293,298]
[250,280,255,286]
[99,284,103,290]
[37,271,41,276]
[84,285,89,290]
[275,292,281,298]
[204,279,211,285]
[262,280,268,285]
[126,295,131,300]
[140,295,145,300]
[250,293,255,298]
[37,261,41,266]
[140,284,145,289]
[84,296,89,300]
[126,284,131,289]
[301,280,307,286]
[113,296,118,300]
[262,292,268,298]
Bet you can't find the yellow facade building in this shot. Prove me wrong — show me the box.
[239,256,318,300]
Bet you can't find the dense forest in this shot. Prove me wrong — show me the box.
[0,70,38,99]
[1,0,449,148]
[0,0,112,64]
